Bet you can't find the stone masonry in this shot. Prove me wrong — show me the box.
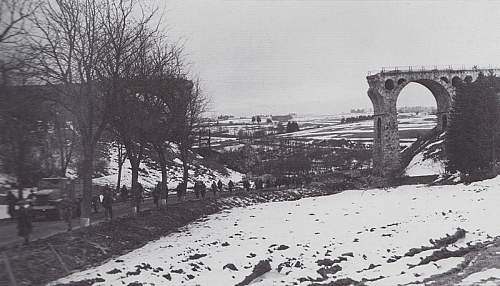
[366,67,500,176]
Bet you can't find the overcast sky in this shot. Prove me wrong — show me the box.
[157,0,500,116]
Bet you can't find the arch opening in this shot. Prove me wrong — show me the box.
[396,81,441,148]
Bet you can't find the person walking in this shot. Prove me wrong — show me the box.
[176,182,183,202]
[243,180,250,192]
[194,181,201,199]
[211,181,218,197]
[102,188,113,219]
[6,190,17,219]
[16,200,32,245]
[228,180,235,193]
[153,182,160,208]
[91,195,100,213]
[59,194,73,231]
[200,181,206,199]
[217,179,223,193]
[120,185,128,202]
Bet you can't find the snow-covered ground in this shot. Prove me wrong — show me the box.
[0,205,8,219]
[405,152,445,176]
[54,176,500,285]
[405,135,445,177]
[93,146,243,190]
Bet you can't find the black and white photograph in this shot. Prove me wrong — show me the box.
[2,0,500,285]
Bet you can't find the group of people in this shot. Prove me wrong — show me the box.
[90,184,115,219]
[192,179,236,199]
[4,175,312,246]
[151,182,168,208]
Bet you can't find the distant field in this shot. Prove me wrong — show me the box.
[280,113,437,146]
[207,113,437,150]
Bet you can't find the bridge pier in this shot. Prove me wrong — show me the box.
[369,88,401,176]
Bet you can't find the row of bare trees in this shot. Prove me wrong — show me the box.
[0,0,206,225]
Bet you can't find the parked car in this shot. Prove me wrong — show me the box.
[30,177,102,220]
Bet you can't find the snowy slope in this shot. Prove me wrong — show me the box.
[405,135,445,177]
[54,176,500,286]
[0,146,243,192]
[405,152,445,176]
[93,145,243,190]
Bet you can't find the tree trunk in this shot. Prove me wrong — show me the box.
[130,158,140,191]
[156,147,168,192]
[55,117,67,177]
[116,160,123,192]
[58,142,66,177]
[129,155,139,214]
[116,144,125,193]
[15,136,28,188]
[80,143,94,227]
[181,146,189,196]
[128,144,143,213]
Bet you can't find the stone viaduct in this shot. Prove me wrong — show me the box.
[367,66,500,176]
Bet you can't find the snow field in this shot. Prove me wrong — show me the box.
[54,176,500,285]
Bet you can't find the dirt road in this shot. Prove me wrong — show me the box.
[0,191,221,248]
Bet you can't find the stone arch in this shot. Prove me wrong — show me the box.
[396,79,452,131]
[368,74,454,176]
[368,67,499,176]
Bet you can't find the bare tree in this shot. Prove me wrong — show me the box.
[142,37,186,200]
[97,1,159,210]
[51,105,77,177]
[29,0,109,224]
[169,78,207,196]
[0,0,37,43]
[28,0,159,224]
[0,0,39,88]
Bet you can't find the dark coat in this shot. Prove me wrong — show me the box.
[102,192,113,208]
[6,192,17,217]
[59,198,73,220]
[200,183,206,197]
[17,206,32,237]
